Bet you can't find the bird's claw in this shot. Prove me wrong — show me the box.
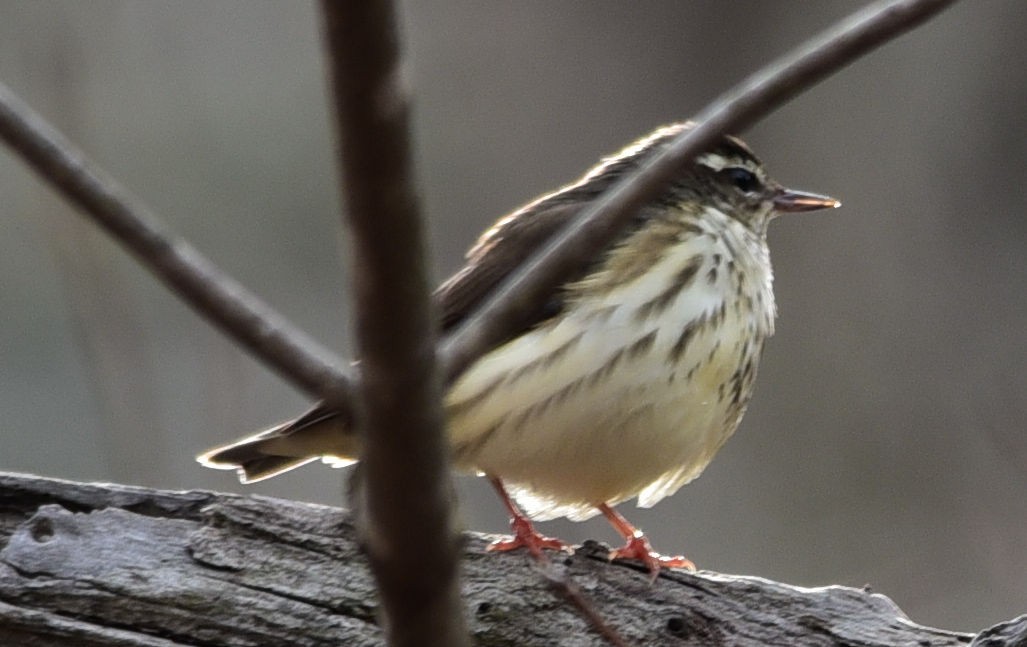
[609,534,695,581]
[488,515,572,558]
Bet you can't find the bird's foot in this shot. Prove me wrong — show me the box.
[596,502,694,580]
[609,532,695,581]
[488,515,572,558]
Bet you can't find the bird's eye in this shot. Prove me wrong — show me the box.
[722,167,760,193]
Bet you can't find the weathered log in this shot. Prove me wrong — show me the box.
[0,472,1021,646]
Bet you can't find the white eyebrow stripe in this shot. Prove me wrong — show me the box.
[696,152,766,183]
[697,152,732,171]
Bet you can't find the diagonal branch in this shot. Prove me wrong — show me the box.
[0,82,355,407]
[438,0,959,380]
[318,2,467,646]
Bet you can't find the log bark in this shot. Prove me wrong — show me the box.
[0,472,1021,646]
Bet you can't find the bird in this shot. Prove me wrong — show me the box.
[199,122,839,577]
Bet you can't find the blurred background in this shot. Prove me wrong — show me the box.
[1,0,1024,633]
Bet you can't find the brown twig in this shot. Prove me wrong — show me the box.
[318,2,467,646]
[438,0,959,381]
[0,82,355,408]
[541,565,632,647]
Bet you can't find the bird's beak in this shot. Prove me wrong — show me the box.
[772,188,841,213]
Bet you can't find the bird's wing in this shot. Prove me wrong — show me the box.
[434,200,592,343]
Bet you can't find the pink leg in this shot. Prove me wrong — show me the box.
[598,503,695,580]
[487,477,571,557]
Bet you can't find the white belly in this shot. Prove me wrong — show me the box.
[445,220,775,521]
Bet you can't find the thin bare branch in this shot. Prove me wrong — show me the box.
[318,2,466,646]
[438,0,959,381]
[0,81,355,407]
[539,560,631,647]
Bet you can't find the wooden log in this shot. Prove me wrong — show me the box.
[0,472,1021,646]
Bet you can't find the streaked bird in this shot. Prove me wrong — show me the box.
[200,123,839,576]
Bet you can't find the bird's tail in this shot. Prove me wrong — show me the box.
[197,406,359,483]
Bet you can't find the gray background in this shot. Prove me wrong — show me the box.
[1,0,1024,633]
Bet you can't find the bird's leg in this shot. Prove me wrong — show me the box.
[487,476,571,558]
[597,503,695,580]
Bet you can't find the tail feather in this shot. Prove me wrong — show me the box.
[198,406,358,483]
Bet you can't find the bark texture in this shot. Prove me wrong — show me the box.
[0,472,1022,646]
